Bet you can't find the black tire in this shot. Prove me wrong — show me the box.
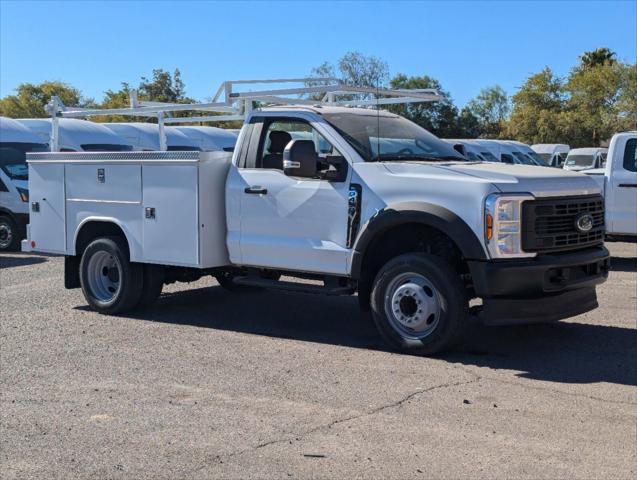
[370,253,467,355]
[0,216,19,251]
[79,236,143,314]
[136,264,164,308]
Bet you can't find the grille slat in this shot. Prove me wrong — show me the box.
[522,195,605,253]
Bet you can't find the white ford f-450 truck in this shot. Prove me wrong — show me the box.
[583,132,637,239]
[22,106,610,354]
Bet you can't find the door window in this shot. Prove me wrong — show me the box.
[0,178,8,192]
[623,139,636,172]
[257,119,343,176]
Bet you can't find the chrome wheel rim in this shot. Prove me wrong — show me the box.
[86,250,121,302]
[0,222,12,249]
[384,272,442,340]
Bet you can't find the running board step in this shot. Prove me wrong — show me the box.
[233,276,354,296]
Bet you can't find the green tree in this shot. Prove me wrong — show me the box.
[139,68,186,102]
[464,85,509,137]
[387,74,465,137]
[504,67,565,144]
[307,51,389,100]
[0,81,88,118]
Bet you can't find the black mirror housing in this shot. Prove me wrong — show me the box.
[283,140,318,178]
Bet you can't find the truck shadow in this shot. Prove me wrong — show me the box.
[118,285,637,388]
[610,256,637,272]
[0,254,48,269]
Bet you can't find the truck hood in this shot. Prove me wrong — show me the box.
[12,179,29,190]
[383,161,602,197]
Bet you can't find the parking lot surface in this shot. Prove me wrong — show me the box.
[1,242,636,479]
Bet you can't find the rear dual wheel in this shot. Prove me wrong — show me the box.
[80,236,163,314]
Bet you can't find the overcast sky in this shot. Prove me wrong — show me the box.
[1,0,635,106]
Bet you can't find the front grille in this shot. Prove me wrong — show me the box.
[522,195,605,253]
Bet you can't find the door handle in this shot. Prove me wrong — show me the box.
[618,183,637,188]
[244,186,268,195]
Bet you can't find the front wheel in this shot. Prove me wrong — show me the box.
[0,216,19,251]
[79,236,143,314]
[370,253,467,355]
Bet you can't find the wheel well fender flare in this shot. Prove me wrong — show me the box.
[0,207,16,221]
[73,217,139,260]
[350,202,487,279]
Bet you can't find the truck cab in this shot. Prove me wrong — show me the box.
[584,132,637,238]
[22,101,610,355]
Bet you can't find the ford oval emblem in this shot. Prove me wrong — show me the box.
[575,213,594,233]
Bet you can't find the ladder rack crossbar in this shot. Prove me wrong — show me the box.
[44,77,441,152]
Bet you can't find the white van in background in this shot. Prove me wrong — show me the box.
[563,147,608,171]
[504,141,550,166]
[102,123,200,151]
[174,126,238,152]
[0,117,48,250]
[532,144,571,168]
[18,118,132,152]
[442,139,490,161]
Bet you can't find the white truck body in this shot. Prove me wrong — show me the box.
[583,132,637,237]
[21,83,611,355]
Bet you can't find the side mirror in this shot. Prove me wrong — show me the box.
[283,140,318,178]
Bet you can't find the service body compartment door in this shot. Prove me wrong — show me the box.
[28,163,66,253]
[142,164,199,266]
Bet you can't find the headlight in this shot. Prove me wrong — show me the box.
[16,187,29,202]
[484,193,535,258]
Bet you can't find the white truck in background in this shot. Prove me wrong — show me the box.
[21,79,610,355]
[583,132,637,239]
[563,147,608,172]
[0,117,49,250]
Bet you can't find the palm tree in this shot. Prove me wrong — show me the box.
[579,48,617,69]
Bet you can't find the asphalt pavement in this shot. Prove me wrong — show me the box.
[1,242,635,479]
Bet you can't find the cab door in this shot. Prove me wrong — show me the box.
[228,116,352,275]
[607,138,637,235]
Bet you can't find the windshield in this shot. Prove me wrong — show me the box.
[322,111,465,162]
[0,142,48,180]
[565,154,595,167]
[512,151,536,165]
[479,151,499,162]
[524,150,549,166]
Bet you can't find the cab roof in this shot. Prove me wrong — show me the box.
[259,105,400,118]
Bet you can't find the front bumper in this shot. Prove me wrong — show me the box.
[468,246,610,325]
